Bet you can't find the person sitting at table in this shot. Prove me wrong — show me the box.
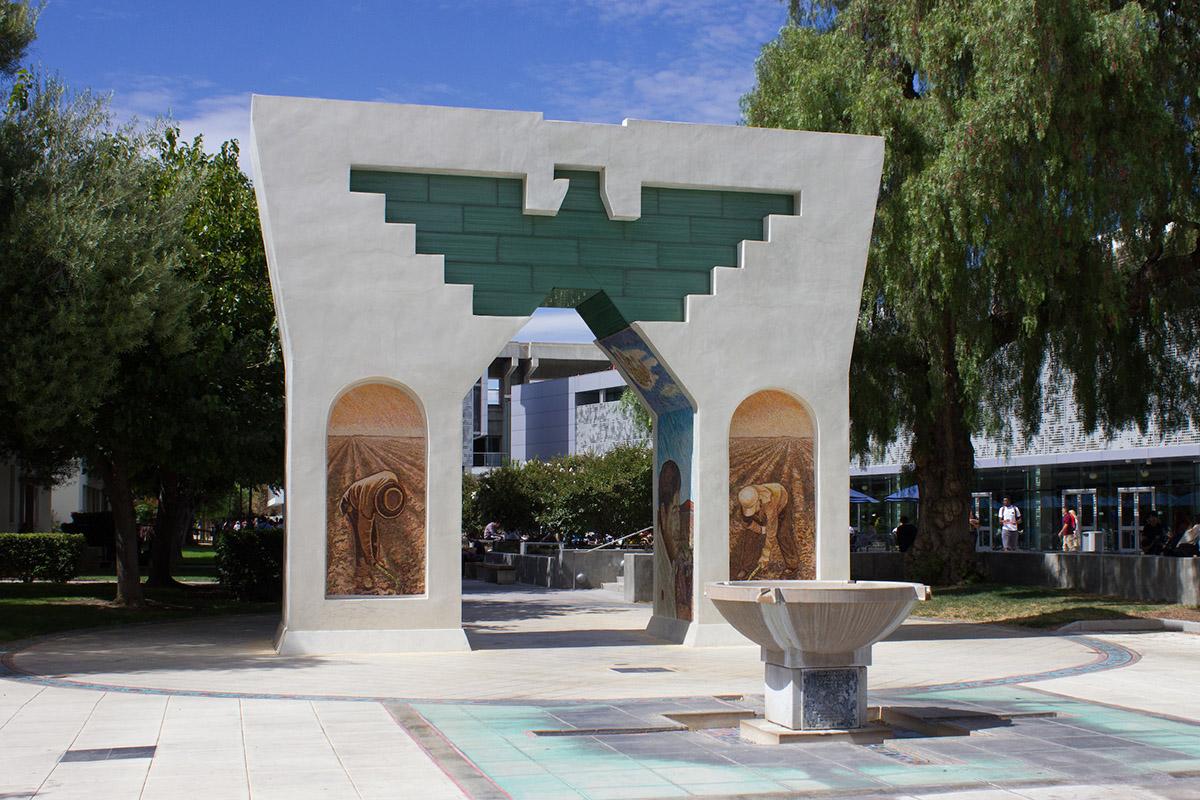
[1140,510,1166,555]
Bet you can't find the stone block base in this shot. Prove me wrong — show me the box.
[739,718,891,745]
[764,664,867,730]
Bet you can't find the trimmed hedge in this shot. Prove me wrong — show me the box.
[0,533,85,582]
[215,528,284,601]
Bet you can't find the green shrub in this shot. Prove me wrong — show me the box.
[215,528,284,600]
[473,460,545,534]
[461,471,484,536]
[471,444,652,539]
[0,533,85,582]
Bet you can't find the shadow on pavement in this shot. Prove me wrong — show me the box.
[465,627,663,650]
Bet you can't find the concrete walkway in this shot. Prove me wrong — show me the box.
[0,580,1197,800]
[6,583,1100,701]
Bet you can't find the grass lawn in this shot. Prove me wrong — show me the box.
[921,583,1200,629]
[0,580,277,645]
[76,544,218,583]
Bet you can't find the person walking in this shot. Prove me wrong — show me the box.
[1058,506,1078,552]
[998,496,1022,552]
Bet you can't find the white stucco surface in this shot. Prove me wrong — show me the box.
[251,95,882,653]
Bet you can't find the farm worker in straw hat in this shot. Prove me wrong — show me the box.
[737,483,793,576]
[340,471,405,567]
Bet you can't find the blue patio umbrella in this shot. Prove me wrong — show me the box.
[885,484,920,502]
[849,488,880,504]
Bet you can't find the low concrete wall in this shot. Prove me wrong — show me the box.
[483,549,634,590]
[979,551,1200,606]
[492,548,1198,604]
[624,552,653,603]
[851,550,1198,607]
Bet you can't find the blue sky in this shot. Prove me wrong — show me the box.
[29,0,788,342]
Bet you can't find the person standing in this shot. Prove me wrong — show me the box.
[894,515,918,553]
[998,496,1022,552]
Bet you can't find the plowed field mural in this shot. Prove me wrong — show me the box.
[729,390,815,581]
[327,383,426,596]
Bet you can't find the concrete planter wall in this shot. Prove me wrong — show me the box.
[624,552,654,603]
[849,550,1199,607]
[484,549,633,590]
[980,552,1199,606]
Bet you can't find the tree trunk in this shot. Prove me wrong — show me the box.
[148,472,193,588]
[904,329,978,586]
[98,456,144,607]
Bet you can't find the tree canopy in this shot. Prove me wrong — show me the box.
[0,1,34,82]
[746,0,1200,582]
[142,129,283,586]
[0,3,281,602]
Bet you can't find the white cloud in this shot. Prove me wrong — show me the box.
[512,308,595,343]
[531,1,786,124]
[176,93,253,177]
[103,75,253,178]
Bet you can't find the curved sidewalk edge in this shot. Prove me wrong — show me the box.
[1055,616,1200,634]
[905,634,1139,695]
[0,632,1141,705]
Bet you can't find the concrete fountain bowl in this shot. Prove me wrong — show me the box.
[705,580,931,736]
[706,580,931,667]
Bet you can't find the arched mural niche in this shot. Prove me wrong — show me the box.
[728,389,816,581]
[326,382,427,596]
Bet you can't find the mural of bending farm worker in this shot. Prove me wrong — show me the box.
[728,390,816,581]
[734,482,794,578]
[657,459,693,621]
[340,470,405,567]
[326,383,427,596]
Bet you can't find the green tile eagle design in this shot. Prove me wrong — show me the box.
[350,169,793,337]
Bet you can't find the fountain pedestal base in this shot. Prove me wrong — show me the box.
[764,664,867,731]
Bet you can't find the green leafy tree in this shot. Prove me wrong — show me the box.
[474,460,544,534]
[0,1,34,83]
[0,7,280,600]
[461,471,484,535]
[0,79,196,605]
[142,129,283,586]
[746,1,1200,583]
[618,388,653,437]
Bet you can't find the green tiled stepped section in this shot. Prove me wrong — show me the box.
[349,169,793,335]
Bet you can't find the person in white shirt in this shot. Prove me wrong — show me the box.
[997,496,1021,552]
[1169,522,1199,557]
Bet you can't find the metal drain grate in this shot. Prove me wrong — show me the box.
[868,743,933,765]
[60,746,156,763]
[610,666,674,674]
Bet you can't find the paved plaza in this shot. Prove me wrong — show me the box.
[2,581,1199,799]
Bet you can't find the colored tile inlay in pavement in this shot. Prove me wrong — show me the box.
[411,687,1200,799]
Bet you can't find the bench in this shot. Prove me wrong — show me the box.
[475,562,517,584]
